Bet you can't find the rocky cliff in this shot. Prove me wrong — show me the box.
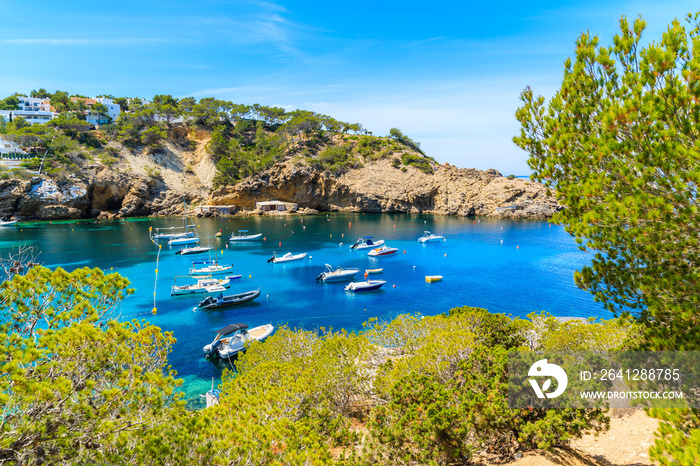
[0,131,559,220]
[208,159,559,219]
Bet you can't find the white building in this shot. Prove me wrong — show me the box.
[71,97,121,126]
[17,96,51,112]
[0,136,28,157]
[255,200,298,212]
[13,97,56,125]
[94,97,121,122]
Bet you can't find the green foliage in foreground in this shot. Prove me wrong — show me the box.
[0,262,642,465]
[513,11,700,464]
[0,266,183,465]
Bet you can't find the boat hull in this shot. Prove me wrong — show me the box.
[351,239,385,250]
[189,265,234,276]
[425,275,443,283]
[229,233,263,242]
[270,252,307,263]
[170,279,231,296]
[170,237,200,246]
[199,289,261,309]
[176,246,213,256]
[320,269,360,282]
[367,247,398,257]
[344,280,387,292]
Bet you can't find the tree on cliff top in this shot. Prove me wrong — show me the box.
[514,12,700,464]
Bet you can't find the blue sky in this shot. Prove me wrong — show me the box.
[1,1,696,174]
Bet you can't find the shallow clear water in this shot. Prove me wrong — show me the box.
[3,213,607,405]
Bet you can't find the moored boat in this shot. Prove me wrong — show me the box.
[176,245,213,255]
[367,245,398,257]
[268,251,308,263]
[418,231,445,243]
[229,230,263,242]
[350,236,385,250]
[189,260,234,276]
[197,289,261,309]
[316,264,360,283]
[169,235,200,246]
[0,220,17,227]
[344,280,387,292]
[425,275,443,283]
[203,322,275,358]
[365,268,384,274]
[170,277,231,296]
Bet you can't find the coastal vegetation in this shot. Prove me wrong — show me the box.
[514,11,700,465]
[0,91,435,188]
[0,251,641,464]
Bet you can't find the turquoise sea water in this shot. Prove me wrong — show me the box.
[2,213,608,405]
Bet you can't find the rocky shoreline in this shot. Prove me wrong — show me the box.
[0,162,560,221]
[0,137,560,221]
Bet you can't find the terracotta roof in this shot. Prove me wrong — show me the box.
[70,97,97,105]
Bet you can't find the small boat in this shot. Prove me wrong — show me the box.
[0,220,17,227]
[170,236,200,246]
[365,268,384,274]
[344,280,387,292]
[367,245,398,257]
[176,245,213,255]
[199,379,220,408]
[268,251,307,263]
[425,275,443,283]
[316,264,360,283]
[170,277,231,296]
[189,260,234,276]
[229,230,263,242]
[155,197,199,242]
[197,289,261,309]
[418,231,446,243]
[153,230,194,241]
[203,322,275,359]
[350,236,385,250]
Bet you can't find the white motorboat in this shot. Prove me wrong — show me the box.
[267,251,308,263]
[316,264,360,283]
[367,245,398,257]
[350,236,385,250]
[176,245,213,255]
[189,260,234,276]
[170,277,231,296]
[229,230,263,242]
[203,323,275,359]
[418,231,446,243]
[344,280,387,292]
[170,236,200,246]
[0,220,17,227]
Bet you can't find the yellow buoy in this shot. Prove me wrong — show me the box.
[155,269,158,273]
[249,275,252,278]
[152,307,157,315]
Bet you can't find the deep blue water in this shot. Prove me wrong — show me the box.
[2,213,608,405]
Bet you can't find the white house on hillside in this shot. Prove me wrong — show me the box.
[95,97,121,122]
[71,97,121,126]
[0,136,28,157]
[13,96,56,125]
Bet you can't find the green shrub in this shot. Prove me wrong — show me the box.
[401,153,433,174]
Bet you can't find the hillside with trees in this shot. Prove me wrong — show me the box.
[0,91,556,220]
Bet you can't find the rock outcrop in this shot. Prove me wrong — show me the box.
[208,160,560,219]
[0,133,560,220]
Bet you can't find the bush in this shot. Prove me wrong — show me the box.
[401,153,433,174]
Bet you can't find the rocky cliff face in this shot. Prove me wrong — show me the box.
[208,159,560,219]
[0,132,559,220]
